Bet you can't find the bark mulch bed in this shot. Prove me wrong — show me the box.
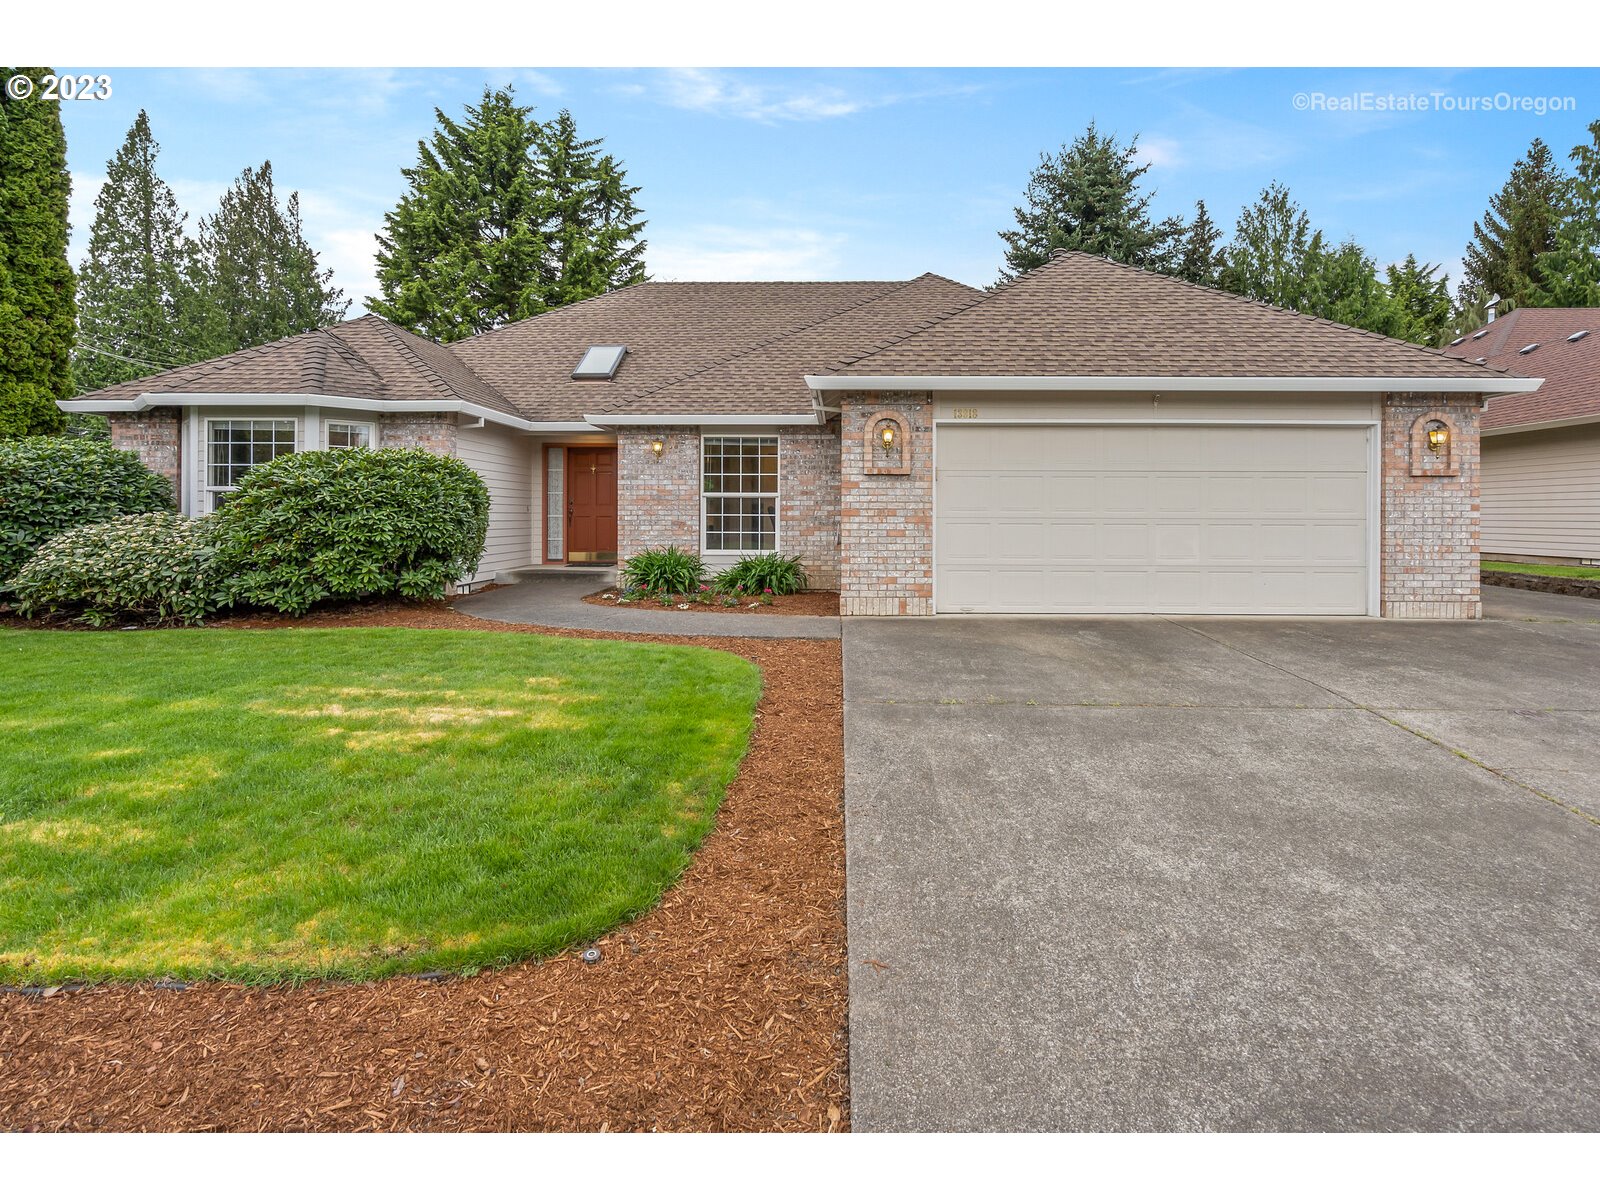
[582,589,841,617]
[0,601,846,1132]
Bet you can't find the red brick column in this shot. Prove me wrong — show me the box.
[108,408,181,505]
[838,391,933,615]
[1381,393,1484,619]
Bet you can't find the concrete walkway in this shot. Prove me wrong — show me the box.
[454,571,841,639]
[844,591,1600,1131]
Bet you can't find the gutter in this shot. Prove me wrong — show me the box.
[802,374,1545,396]
[1482,412,1600,436]
[56,392,606,434]
[581,412,821,427]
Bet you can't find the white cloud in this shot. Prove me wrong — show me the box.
[1136,136,1184,169]
[647,225,848,280]
[630,68,973,123]
[515,70,564,98]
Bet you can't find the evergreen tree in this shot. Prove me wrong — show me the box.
[997,123,1184,281]
[1530,120,1600,308]
[188,161,348,355]
[370,89,647,341]
[1302,238,1399,334]
[74,110,199,393]
[1219,181,1323,311]
[0,67,74,436]
[541,109,647,308]
[1173,199,1224,287]
[1385,255,1455,346]
[1461,137,1567,311]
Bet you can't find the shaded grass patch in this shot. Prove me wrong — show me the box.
[0,627,760,983]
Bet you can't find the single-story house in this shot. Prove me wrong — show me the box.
[62,251,1538,618]
[1442,306,1599,566]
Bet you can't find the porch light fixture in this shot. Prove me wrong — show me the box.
[649,435,665,459]
[1426,423,1450,454]
[879,424,896,450]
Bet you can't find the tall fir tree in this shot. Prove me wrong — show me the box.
[1219,181,1323,311]
[74,110,200,394]
[1302,238,1399,334]
[1385,255,1455,346]
[1529,120,1600,308]
[1461,137,1567,312]
[370,89,647,341]
[540,109,647,308]
[0,67,74,436]
[997,123,1184,281]
[1173,199,1224,287]
[188,161,348,355]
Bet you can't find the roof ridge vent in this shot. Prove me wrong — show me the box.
[1568,329,1591,343]
[1518,342,1540,355]
[1448,335,1466,346]
[1471,329,1489,339]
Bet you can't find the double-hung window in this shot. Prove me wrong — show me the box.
[206,418,296,510]
[702,435,778,553]
[325,420,373,449]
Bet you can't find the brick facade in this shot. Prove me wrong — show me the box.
[838,391,934,615]
[1380,393,1484,619]
[776,422,841,590]
[108,408,182,505]
[617,429,702,558]
[377,413,457,455]
[615,426,843,590]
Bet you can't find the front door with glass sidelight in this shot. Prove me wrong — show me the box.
[564,447,618,563]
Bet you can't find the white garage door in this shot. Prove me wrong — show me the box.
[935,424,1371,615]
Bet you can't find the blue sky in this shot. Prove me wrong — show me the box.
[57,67,1600,315]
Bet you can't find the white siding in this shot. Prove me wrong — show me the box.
[1481,424,1600,562]
[456,423,535,579]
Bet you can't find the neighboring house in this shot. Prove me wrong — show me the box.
[1442,307,1600,566]
[62,252,1535,618]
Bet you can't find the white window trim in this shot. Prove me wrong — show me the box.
[701,434,780,556]
[202,416,300,513]
[324,418,375,449]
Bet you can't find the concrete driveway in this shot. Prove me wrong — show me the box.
[844,587,1600,1131]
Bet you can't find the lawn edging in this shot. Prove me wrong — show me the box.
[1482,569,1600,601]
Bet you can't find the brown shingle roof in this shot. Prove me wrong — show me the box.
[829,251,1515,381]
[451,279,921,421]
[1441,307,1599,429]
[72,315,522,418]
[592,273,983,417]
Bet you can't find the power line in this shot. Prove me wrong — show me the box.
[74,341,185,371]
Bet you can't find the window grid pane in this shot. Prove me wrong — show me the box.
[326,421,371,449]
[702,436,778,553]
[207,419,296,490]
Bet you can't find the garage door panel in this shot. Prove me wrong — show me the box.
[935,423,1370,615]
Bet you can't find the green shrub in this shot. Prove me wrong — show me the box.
[620,546,705,595]
[10,513,222,627]
[713,552,809,595]
[0,436,174,582]
[210,448,489,615]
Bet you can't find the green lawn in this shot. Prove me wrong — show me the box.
[1483,560,1600,580]
[0,627,760,984]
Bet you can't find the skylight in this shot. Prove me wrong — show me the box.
[1569,330,1591,343]
[573,345,626,380]
[1518,343,1540,355]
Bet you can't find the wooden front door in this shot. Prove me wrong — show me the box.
[566,447,618,563]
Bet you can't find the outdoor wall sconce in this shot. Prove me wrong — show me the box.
[880,424,897,450]
[1410,412,1462,478]
[863,411,912,475]
[649,435,666,459]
